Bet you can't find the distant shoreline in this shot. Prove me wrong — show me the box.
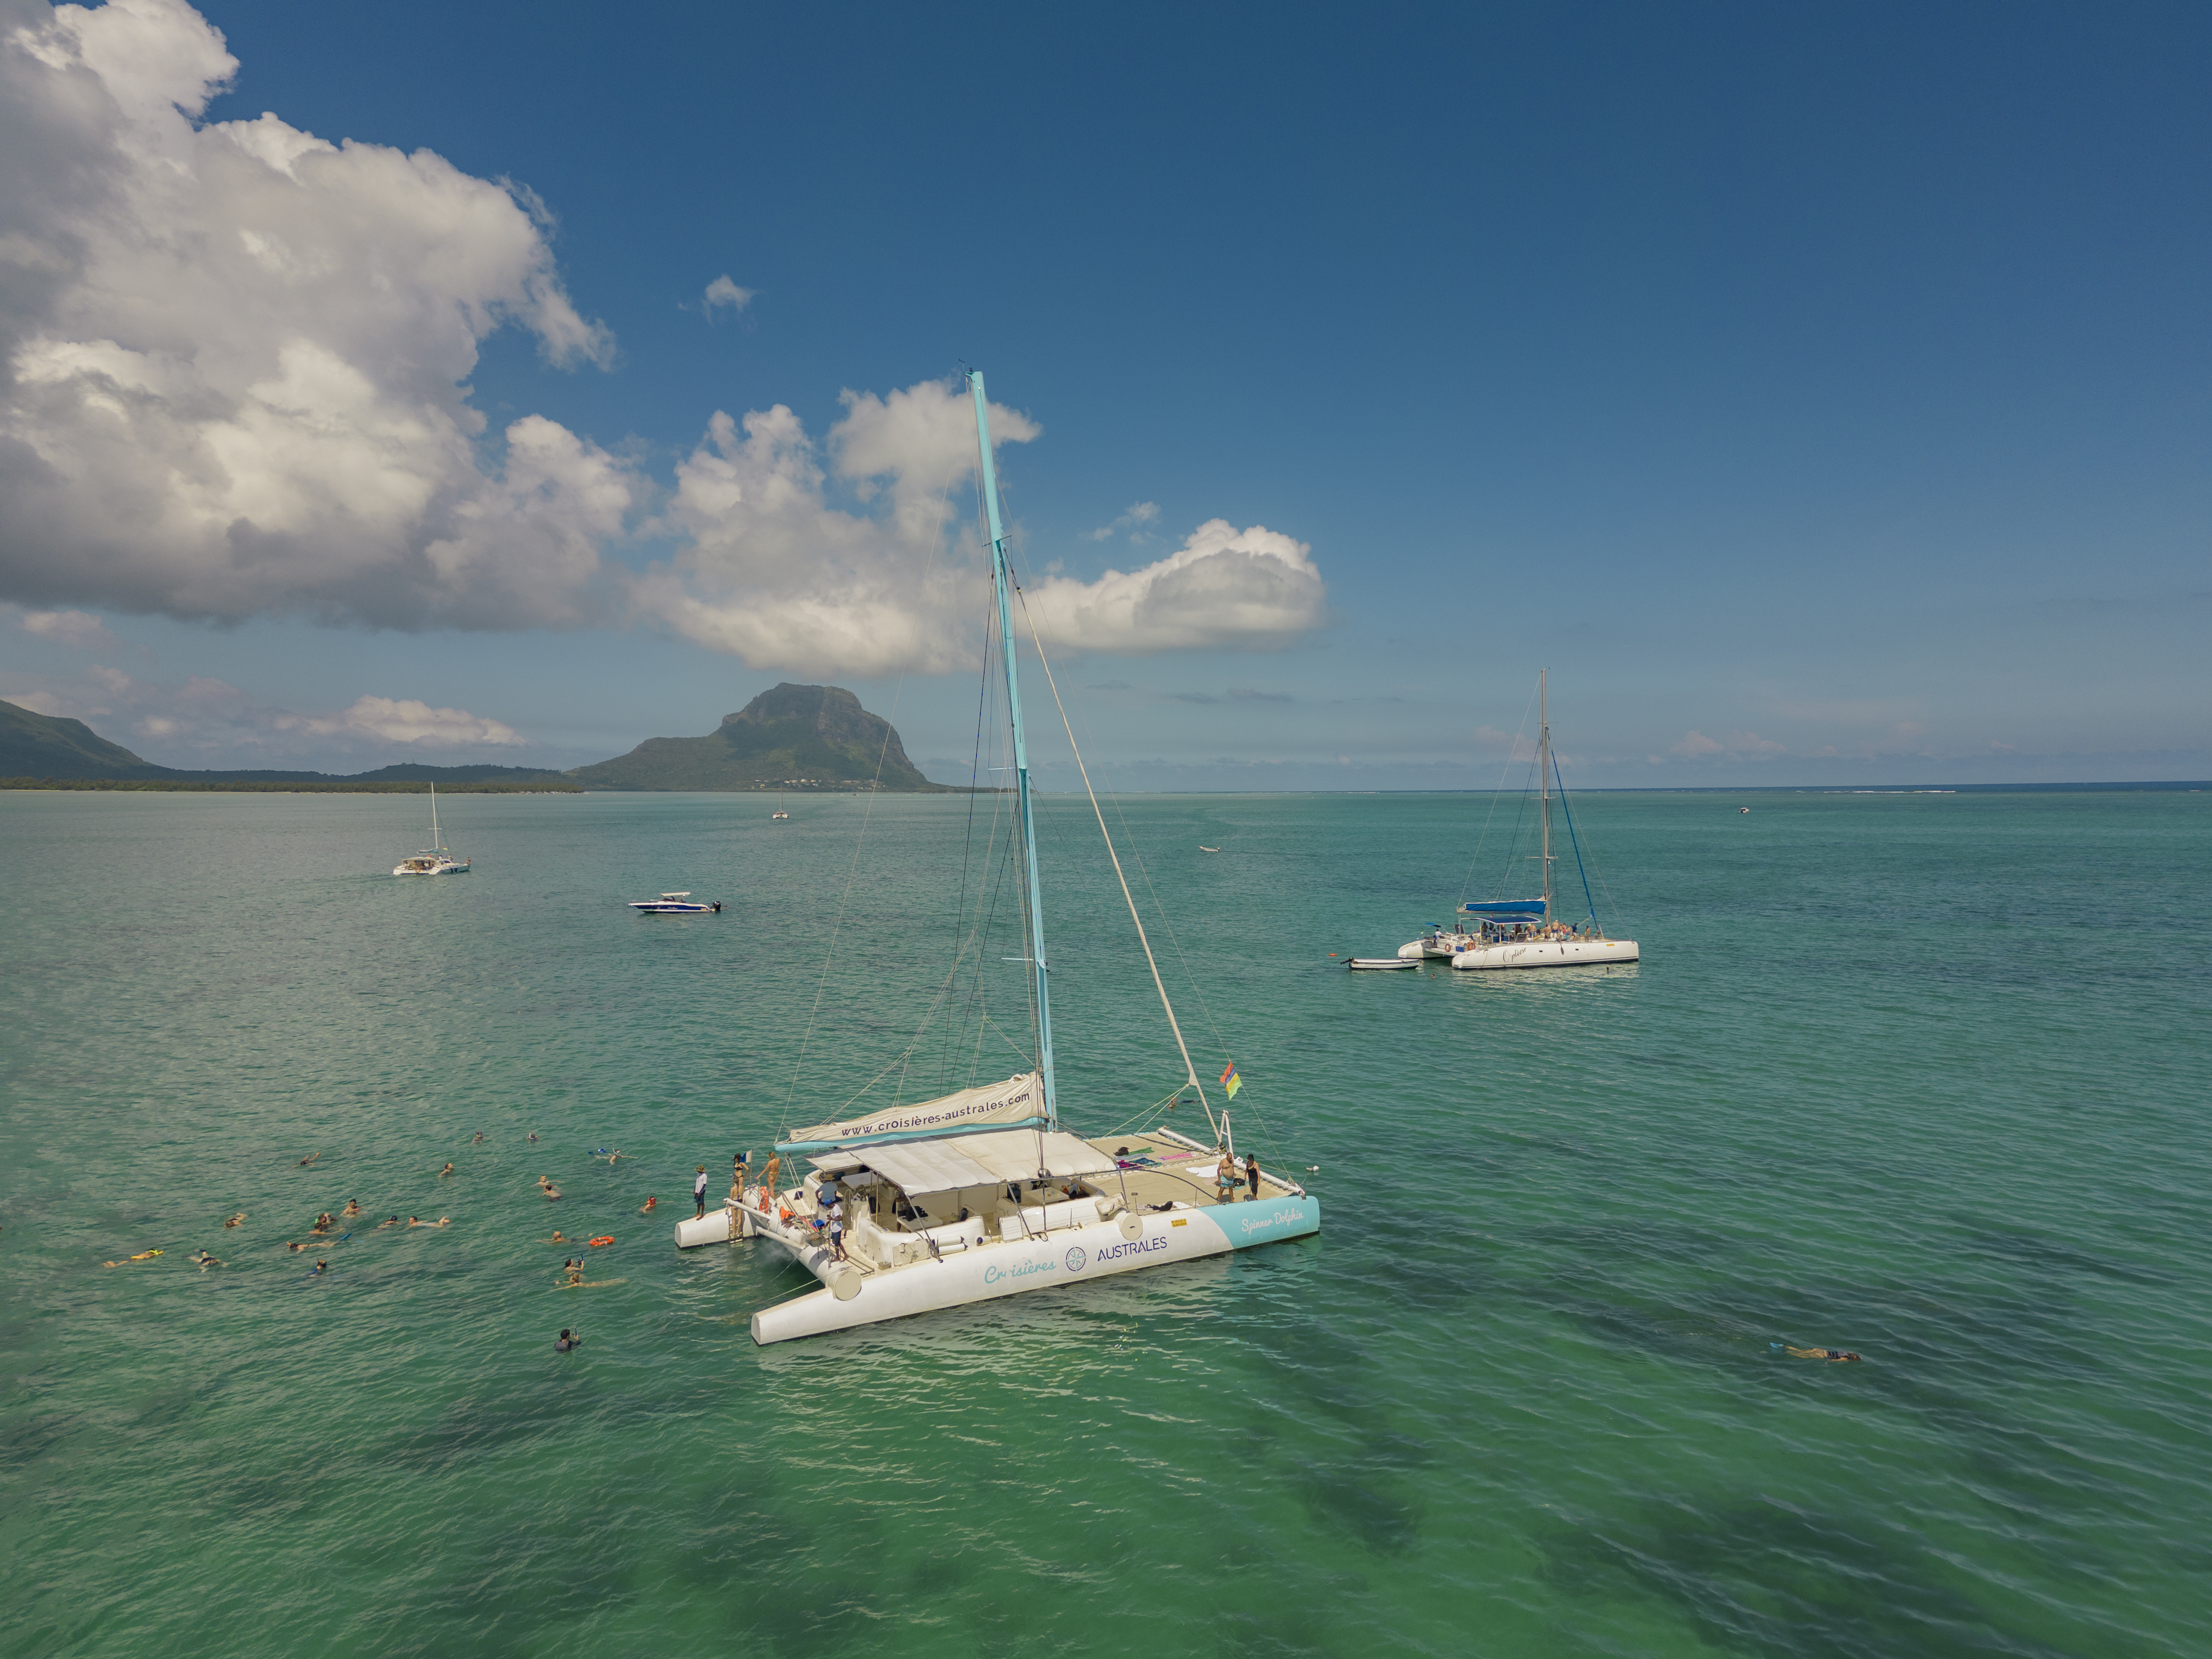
[3,777,2199,797]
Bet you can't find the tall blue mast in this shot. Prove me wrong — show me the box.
[968,371,1057,1130]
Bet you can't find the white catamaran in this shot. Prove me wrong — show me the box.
[1447,670,1638,970]
[392,783,470,876]
[674,370,1321,1343]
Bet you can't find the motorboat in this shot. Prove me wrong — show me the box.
[1347,957,1418,970]
[630,892,721,913]
[392,784,469,876]
[674,370,1319,1342]
[1451,670,1638,971]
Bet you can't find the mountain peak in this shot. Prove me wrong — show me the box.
[567,684,946,791]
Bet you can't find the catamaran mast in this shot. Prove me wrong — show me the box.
[430,782,441,855]
[1538,669,1551,919]
[968,371,1058,1132]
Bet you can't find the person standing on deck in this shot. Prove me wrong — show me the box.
[1245,1154,1260,1200]
[1215,1150,1238,1201]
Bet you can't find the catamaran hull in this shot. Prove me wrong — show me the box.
[1451,939,1639,970]
[747,1196,1321,1345]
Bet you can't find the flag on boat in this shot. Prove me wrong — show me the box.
[1220,1061,1242,1099]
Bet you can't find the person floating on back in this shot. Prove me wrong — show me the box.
[1779,1344,1863,1363]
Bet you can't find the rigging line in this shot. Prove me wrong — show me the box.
[1456,679,1541,912]
[779,459,964,1128]
[1011,586,1220,1144]
[1553,748,1601,926]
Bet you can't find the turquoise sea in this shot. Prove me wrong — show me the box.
[1,787,2207,1658]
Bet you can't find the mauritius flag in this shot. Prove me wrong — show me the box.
[1220,1062,1242,1099]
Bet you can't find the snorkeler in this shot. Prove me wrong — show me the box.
[190,1250,221,1270]
[297,1153,318,1166]
[1781,1345,1863,1363]
[310,1213,334,1233]
[102,1249,162,1266]
[309,1260,328,1276]
[223,1212,246,1228]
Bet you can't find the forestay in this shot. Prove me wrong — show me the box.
[843,1129,1118,1198]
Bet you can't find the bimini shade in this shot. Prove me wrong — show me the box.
[1464,899,1545,916]
[859,1129,1116,1198]
[783,1072,1043,1151]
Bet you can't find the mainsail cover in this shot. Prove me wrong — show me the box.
[780,1072,1045,1153]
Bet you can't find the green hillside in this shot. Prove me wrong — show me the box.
[567,683,950,791]
[0,698,165,779]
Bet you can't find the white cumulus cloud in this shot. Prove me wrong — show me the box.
[702,274,754,315]
[1025,520,1326,657]
[631,377,1044,677]
[275,694,524,748]
[0,0,633,630]
[9,604,119,648]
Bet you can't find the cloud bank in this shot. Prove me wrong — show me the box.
[0,1,1327,676]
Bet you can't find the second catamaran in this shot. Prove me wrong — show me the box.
[675,370,1320,1342]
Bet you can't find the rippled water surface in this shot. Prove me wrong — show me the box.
[2,787,2207,1658]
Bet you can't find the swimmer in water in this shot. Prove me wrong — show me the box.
[408,1216,450,1228]
[341,1200,362,1218]
[472,1132,484,1144]
[286,1240,309,1252]
[190,1249,221,1270]
[310,1260,328,1276]
[606,1150,625,1165]
[439,1162,454,1178]
[223,1212,246,1228]
[639,1196,656,1214]
[103,1249,163,1266]
[377,1215,400,1229]
[1784,1345,1863,1362]
[555,1328,580,1352]
[311,1213,334,1233]
[528,1131,539,1143]
[297,1153,319,1166]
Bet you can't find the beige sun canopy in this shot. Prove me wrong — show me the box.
[783,1072,1045,1149]
[845,1128,1117,1198]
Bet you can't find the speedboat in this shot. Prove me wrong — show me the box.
[392,784,469,876]
[630,892,721,913]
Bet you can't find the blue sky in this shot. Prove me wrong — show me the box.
[2,0,2205,786]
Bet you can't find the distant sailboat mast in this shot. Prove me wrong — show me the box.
[1538,669,1551,918]
[968,370,1058,1133]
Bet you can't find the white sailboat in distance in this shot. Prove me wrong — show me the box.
[675,370,1320,1342]
[392,783,470,876]
[1449,670,1638,970]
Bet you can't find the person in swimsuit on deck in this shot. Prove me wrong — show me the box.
[1215,1152,1238,1201]
[1245,1154,1260,1199]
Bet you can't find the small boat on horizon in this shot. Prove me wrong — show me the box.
[392,784,469,876]
[630,891,721,914]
